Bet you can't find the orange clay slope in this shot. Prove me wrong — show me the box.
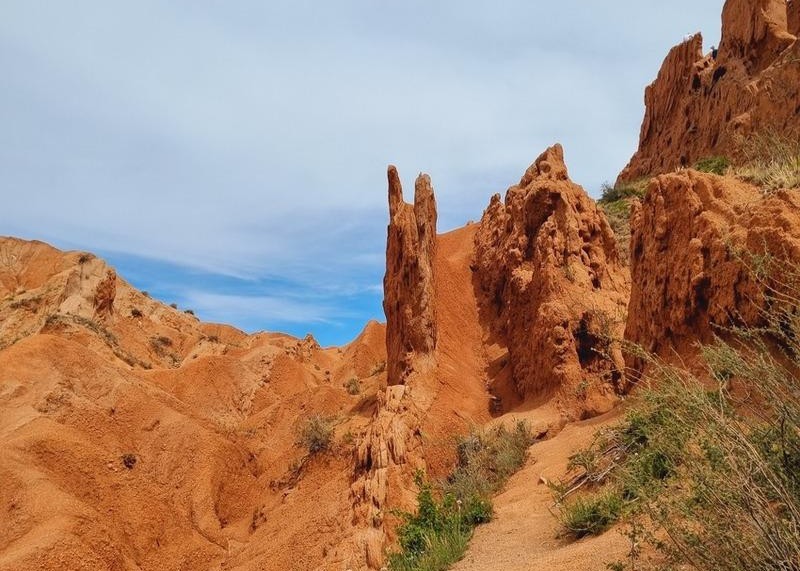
[0,236,390,571]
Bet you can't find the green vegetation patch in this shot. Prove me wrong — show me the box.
[598,179,648,205]
[693,156,731,175]
[388,421,534,571]
[731,131,800,192]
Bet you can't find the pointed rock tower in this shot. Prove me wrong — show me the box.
[473,144,630,417]
[383,166,438,385]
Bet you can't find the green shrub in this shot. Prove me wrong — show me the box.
[560,490,624,538]
[296,414,333,455]
[388,422,534,571]
[597,179,647,265]
[563,252,800,569]
[598,179,648,204]
[694,156,731,175]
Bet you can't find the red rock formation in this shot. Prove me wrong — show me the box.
[474,145,630,418]
[93,269,117,317]
[624,170,800,374]
[352,384,420,568]
[719,0,794,73]
[383,166,438,385]
[620,0,799,182]
[790,0,800,36]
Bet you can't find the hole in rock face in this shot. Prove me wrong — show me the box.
[692,74,701,90]
[573,313,607,368]
[712,66,727,85]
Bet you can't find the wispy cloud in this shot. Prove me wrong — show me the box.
[181,291,343,326]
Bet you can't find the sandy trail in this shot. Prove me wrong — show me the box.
[453,410,629,571]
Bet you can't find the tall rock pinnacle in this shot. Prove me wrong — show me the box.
[382,166,438,386]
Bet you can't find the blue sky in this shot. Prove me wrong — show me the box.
[1,1,723,346]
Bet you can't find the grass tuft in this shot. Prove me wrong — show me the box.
[731,131,800,192]
[560,490,624,538]
[694,156,731,175]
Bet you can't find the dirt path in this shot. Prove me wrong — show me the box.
[453,411,629,571]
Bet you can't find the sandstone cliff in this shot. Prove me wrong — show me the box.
[620,0,800,182]
[474,145,630,418]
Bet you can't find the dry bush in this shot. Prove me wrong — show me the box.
[345,376,361,395]
[731,130,800,192]
[296,414,333,455]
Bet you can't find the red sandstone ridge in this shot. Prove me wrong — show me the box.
[473,145,630,418]
[619,0,800,182]
[383,166,438,385]
[624,170,800,375]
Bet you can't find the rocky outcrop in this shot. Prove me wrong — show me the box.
[349,167,442,567]
[619,0,799,182]
[351,384,421,568]
[624,170,800,374]
[790,0,800,36]
[93,269,117,317]
[719,0,794,73]
[383,166,438,386]
[474,145,630,418]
